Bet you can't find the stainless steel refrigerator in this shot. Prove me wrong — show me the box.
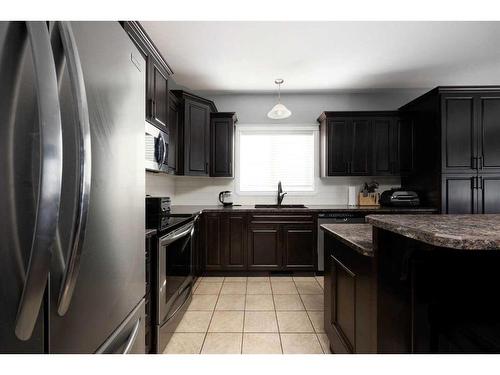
[0,21,146,353]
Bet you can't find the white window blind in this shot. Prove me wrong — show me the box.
[238,129,315,192]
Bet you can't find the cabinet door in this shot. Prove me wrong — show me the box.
[442,175,477,214]
[349,119,372,175]
[223,214,247,270]
[148,59,169,131]
[329,253,356,353]
[184,99,210,176]
[477,95,500,173]
[167,93,180,173]
[204,214,223,270]
[398,116,415,175]
[441,95,476,173]
[478,175,500,214]
[282,224,316,270]
[210,117,233,177]
[326,119,350,175]
[247,224,281,270]
[373,118,398,175]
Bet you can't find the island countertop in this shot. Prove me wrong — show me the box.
[366,214,500,250]
[320,223,373,257]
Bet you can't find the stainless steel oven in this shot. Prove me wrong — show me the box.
[154,215,198,353]
[145,122,170,173]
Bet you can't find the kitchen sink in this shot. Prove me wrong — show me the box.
[254,204,308,209]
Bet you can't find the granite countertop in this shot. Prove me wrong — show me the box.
[320,223,373,257]
[366,214,500,250]
[169,204,437,216]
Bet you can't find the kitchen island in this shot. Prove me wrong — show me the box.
[321,214,500,354]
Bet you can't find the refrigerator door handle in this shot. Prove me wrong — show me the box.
[15,22,63,341]
[55,21,92,316]
[121,318,141,354]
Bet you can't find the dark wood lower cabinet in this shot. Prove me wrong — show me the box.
[224,214,247,270]
[324,234,375,354]
[204,213,247,271]
[247,224,282,270]
[282,224,316,270]
[202,212,316,273]
[442,174,500,214]
[479,175,500,213]
[204,213,223,270]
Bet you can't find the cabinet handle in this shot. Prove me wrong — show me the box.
[205,162,208,174]
[479,156,483,170]
[479,176,484,190]
[472,156,477,170]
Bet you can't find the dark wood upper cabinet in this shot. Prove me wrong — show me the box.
[210,112,237,177]
[398,116,415,175]
[319,111,401,177]
[324,119,349,175]
[478,95,500,173]
[122,22,173,133]
[349,119,372,175]
[167,92,180,173]
[373,117,400,176]
[441,94,476,173]
[172,90,217,176]
[400,87,500,213]
[149,60,169,129]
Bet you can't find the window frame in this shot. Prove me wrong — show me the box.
[235,124,319,196]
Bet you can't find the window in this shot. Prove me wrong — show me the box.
[238,126,316,193]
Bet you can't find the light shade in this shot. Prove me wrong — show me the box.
[267,103,292,119]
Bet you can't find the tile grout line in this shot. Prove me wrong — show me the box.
[269,279,284,354]
[295,278,325,354]
[240,280,248,354]
[198,279,223,354]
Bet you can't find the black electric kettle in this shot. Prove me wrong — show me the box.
[218,191,233,207]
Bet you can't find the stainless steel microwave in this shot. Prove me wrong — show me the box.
[145,123,171,173]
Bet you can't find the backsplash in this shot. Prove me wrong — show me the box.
[166,175,400,205]
[146,172,176,197]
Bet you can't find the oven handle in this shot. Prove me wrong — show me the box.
[159,220,195,246]
[161,283,192,326]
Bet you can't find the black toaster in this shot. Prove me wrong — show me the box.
[379,189,420,207]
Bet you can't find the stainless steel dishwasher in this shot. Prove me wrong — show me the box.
[317,212,366,271]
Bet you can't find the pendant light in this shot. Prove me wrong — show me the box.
[267,79,292,119]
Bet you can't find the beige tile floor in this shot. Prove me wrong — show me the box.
[164,275,330,354]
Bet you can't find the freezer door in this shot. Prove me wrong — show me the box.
[96,299,145,354]
[47,21,146,353]
[0,22,63,353]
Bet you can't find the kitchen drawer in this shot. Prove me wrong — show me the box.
[250,213,315,224]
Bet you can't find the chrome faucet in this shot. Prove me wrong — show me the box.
[277,181,287,206]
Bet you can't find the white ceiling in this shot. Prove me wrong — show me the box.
[141,21,500,93]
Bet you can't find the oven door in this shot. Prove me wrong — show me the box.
[156,218,196,327]
[145,122,170,173]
